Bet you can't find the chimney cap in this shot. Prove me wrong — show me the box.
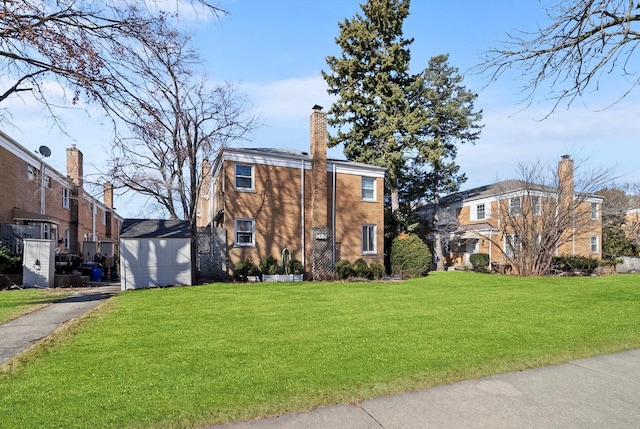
[561,154,571,160]
[312,104,323,111]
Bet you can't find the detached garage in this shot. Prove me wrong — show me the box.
[119,219,192,290]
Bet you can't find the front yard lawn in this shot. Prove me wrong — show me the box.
[0,289,73,325]
[1,272,639,428]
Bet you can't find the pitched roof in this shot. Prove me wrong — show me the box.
[120,219,191,239]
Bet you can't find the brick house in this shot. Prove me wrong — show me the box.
[419,155,603,270]
[196,106,386,279]
[0,130,122,259]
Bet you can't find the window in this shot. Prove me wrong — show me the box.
[532,196,541,216]
[362,177,376,201]
[65,229,70,249]
[362,224,376,254]
[43,224,50,239]
[62,188,70,209]
[27,165,36,180]
[234,164,253,190]
[591,203,599,220]
[44,176,51,188]
[504,233,520,257]
[101,209,106,225]
[234,218,255,246]
[476,204,485,220]
[509,197,521,216]
[591,236,599,254]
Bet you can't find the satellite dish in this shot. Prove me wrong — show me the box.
[38,146,51,157]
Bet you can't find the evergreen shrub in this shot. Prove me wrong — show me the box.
[391,232,431,277]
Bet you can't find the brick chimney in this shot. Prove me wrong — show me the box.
[310,105,328,228]
[558,154,574,209]
[103,182,114,209]
[66,144,83,188]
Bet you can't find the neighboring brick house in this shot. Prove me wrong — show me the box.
[196,106,386,279]
[0,130,122,259]
[419,155,603,269]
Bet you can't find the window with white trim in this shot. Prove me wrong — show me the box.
[101,209,106,225]
[532,196,541,216]
[43,224,50,239]
[591,203,598,220]
[362,177,376,201]
[476,203,485,220]
[504,233,520,257]
[27,165,36,180]
[62,188,70,209]
[509,197,521,216]
[362,224,376,254]
[234,218,255,246]
[65,229,70,249]
[591,236,599,253]
[44,176,51,188]
[234,164,254,190]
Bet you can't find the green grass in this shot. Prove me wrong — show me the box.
[1,272,639,428]
[0,289,73,324]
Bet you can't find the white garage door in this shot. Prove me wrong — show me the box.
[120,238,191,290]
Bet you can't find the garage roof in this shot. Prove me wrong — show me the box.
[120,219,191,239]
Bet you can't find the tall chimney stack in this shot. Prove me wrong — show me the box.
[558,154,574,209]
[103,182,114,209]
[66,144,83,188]
[310,105,328,228]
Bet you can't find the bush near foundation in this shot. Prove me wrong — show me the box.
[391,233,431,277]
[469,253,490,273]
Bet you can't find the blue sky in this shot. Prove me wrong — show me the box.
[5,0,640,218]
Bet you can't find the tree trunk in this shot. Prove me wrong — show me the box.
[434,231,445,271]
[390,187,401,236]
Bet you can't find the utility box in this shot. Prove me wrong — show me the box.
[22,239,56,288]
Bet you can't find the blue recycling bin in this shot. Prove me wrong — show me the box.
[90,266,103,282]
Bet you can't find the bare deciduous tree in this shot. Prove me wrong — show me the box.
[0,0,223,122]
[486,158,613,276]
[104,22,256,280]
[480,0,640,114]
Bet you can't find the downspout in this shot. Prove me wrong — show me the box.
[301,159,305,268]
[332,163,336,268]
[92,201,96,242]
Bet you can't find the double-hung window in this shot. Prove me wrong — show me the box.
[476,204,485,220]
[235,218,255,246]
[362,224,376,254]
[27,165,36,181]
[532,196,541,216]
[509,197,521,216]
[235,164,254,191]
[362,177,376,201]
[505,233,520,257]
[591,203,599,220]
[62,188,70,209]
[591,236,599,254]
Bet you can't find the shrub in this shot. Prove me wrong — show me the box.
[352,258,372,279]
[390,232,431,277]
[335,260,355,280]
[551,255,599,275]
[287,259,304,276]
[369,262,386,280]
[233,259,260,282]
[469,253,490,273]
[0,245,21,274]
[259,256,281,275]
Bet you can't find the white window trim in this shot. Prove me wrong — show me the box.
[101,209,106,225]
[234,164,254,191]
[509,197,522,216]
[234,218,255,247]
[62,188,70,209]
[532,196,541,216]
[591,203,599,220]
[590,236,599,254]
[65,229,70,249]
[362,224,377,255]
[27,165,36,181]
[361,177,376,201]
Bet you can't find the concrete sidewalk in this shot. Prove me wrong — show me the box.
[207,349,640,429]
[0,284,120,366]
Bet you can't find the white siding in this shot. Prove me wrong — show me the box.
[120,238,192,290]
